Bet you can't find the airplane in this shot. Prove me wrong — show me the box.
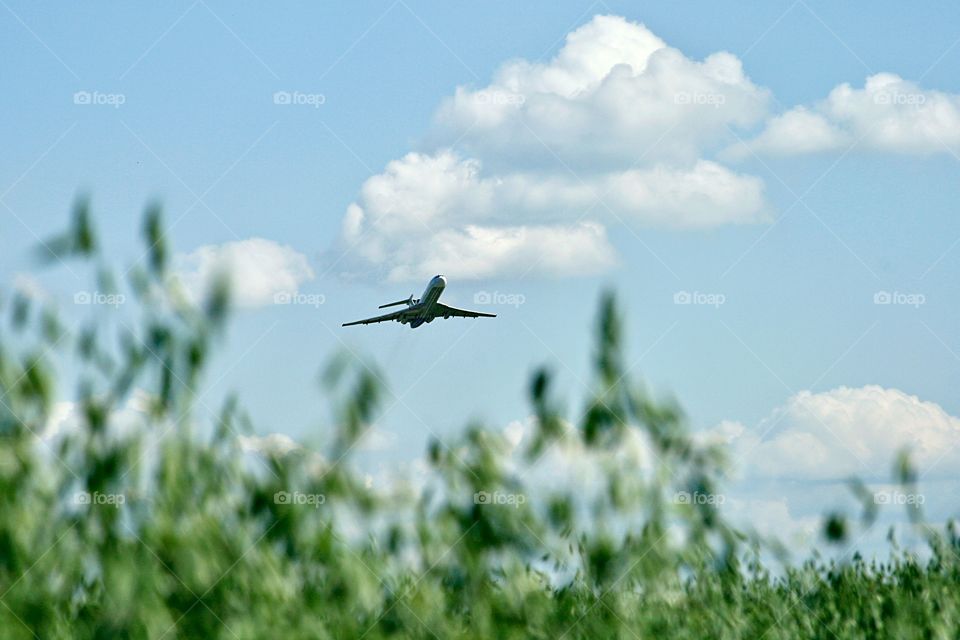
[342,275,496,328]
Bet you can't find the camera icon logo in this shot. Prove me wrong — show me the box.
[473,491,490,505]
[74,491,91,504]
[474,291,492,305]
[274,491,291,504]
[273,91,292,105]
[73,91,91,105]
[673,491,691,504]
[273,291,292,305]
[873,291,892,305]
[74,291,91,305]
[673,291,692,305]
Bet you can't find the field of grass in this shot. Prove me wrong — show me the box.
[0,203,958,638]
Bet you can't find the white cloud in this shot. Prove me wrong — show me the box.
[336,151,618,281]
[333,16,960,279]
[333,15,771,282]
[732,73,960,157]
[725,107,849,158]
[238,432,302,457]
[348,149,639,234]
[722,496,820,545]
[715,385,960,481]
[434,14,769,168]
[336,149,766,281]
[175,238,314,308]
[492,159,768,228]
[706,387,960,560]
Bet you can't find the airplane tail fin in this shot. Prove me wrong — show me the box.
[379,295,413,309]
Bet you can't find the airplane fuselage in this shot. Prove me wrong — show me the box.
[406,275,446,327]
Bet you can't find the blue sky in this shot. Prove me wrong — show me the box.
[4,0,960,552]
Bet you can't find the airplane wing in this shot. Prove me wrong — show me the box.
[433,303,496,319]
[342,309,405,327]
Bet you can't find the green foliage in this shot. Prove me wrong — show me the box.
[0,203,957,638]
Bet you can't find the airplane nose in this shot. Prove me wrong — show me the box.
[435,275,446,286]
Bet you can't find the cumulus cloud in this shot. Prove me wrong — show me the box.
[334,15,772,281]
[338,151,769,281]
[348,151,766,230]
[714,385,960,481]
[434,14,770,168]
[731,73,960,157]
[333,15,960,280]
[725,107,850,158]
[175,238,314,308]
[701,386,960,559]
[336,151,619,281]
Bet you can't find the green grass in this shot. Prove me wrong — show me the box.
[0,201,958,639]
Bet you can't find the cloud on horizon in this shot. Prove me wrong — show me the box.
[174,237,314,308]
[708,385,960,481]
